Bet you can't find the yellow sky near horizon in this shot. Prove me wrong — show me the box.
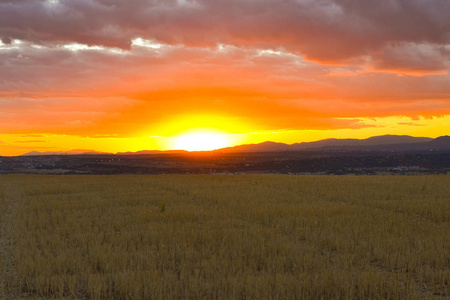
[2,115,449,156]
[1,1,450,155]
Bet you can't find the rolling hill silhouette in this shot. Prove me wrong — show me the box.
[19,135,450,156]
[217,135,448,153]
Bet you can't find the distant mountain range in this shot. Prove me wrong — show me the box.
[218,135,450,153]
[19,135,450,156]
[217,135,444,153]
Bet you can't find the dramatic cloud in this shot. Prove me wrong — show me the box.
[1,0,450,66]
[1,0,450,154]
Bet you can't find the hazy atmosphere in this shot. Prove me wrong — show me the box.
[1,0,450,155]
[1,2,450,299]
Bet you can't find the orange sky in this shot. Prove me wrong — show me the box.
[1,0,450,155]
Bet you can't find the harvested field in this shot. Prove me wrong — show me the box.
[0,174,449,299]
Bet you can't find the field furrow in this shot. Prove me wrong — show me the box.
[0,174,449,299]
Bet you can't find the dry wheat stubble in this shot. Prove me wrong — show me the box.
[0,174,449,299]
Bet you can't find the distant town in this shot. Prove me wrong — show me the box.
[1,135,449,175]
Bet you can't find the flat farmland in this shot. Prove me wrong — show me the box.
[0,174,449,299]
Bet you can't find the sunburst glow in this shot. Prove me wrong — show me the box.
[173,131,231,151]
[1,0,449,156]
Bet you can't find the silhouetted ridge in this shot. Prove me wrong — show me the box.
[17,135,450,156]
[430,136,450,145]
[218,135,446,153]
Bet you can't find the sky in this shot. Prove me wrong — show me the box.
[1,0,450,155]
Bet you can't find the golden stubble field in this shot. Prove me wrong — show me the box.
[0,174,449,299]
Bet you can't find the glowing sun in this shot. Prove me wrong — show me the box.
[174,131,231,151]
